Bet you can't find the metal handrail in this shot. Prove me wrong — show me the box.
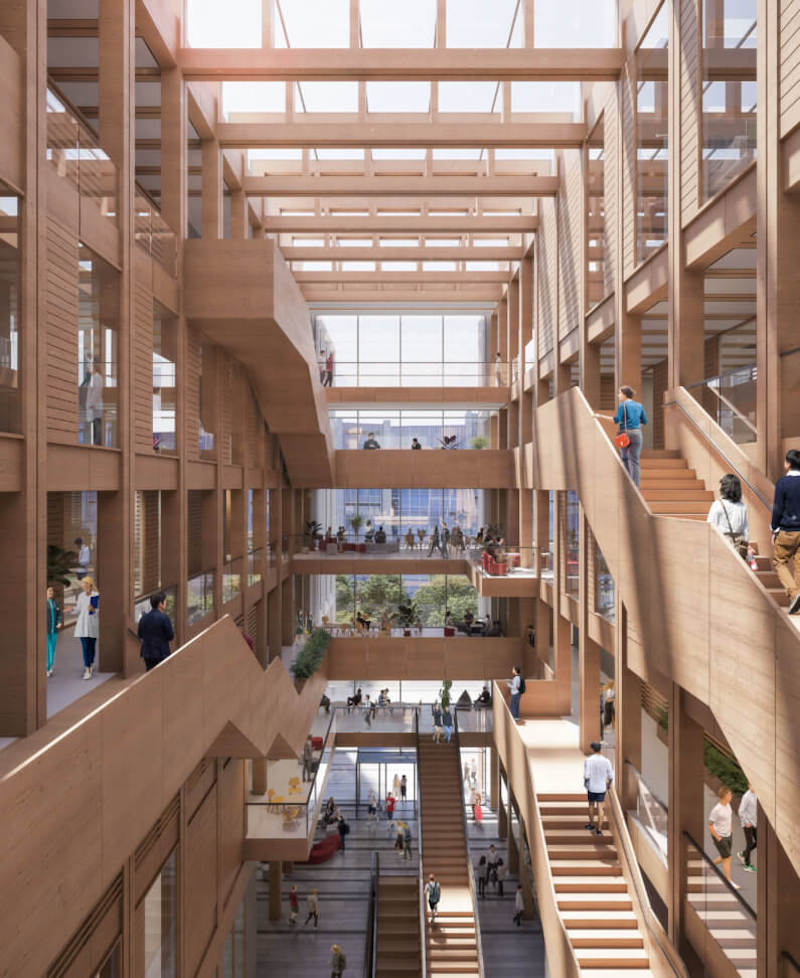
[782,950,800,976]
[684,367,758,437]
[364,850,380,978]
[453,711,486,978]
[683,830,756,919]
[414,711,428,978]
[663,393,772,510]
[606,788,689,978]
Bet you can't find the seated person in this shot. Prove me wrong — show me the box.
[463,609,475,627]
[347,687,363,710]
[323,796,337,825]
[411,438,422,450]
[487,619,502,637]
[475,683,492,707]
[364,522,375,543]
[404,529,416,550]
[363,432,381,450]
[356,613,371,632]
[374,526,387,544]
[320,693,331,714]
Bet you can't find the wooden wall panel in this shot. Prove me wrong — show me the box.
[185,785,218,977]
[187,491,203,575]
[604,86,618,297]
[185,327,201,461]
[46,217,79,444]
[538,198,558,357]
[220,759,244,905]
[680,0,701,222]
[558,150,583,340]
[220,355,233,465]
[621,62,637,277]
[780,0,800,137]
[133,286,154,452]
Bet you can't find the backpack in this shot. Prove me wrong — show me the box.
[429,881,440,903]
[518,676,526,694]
[341,821,350,835]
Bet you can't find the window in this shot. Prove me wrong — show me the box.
[143,849,177,978]
[78,246,120,447]
[0,192,20,433]
[153,303,177,453]
[586,119,606,309]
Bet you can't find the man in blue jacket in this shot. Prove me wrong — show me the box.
[138,591,175,670]
[771,449,800,615]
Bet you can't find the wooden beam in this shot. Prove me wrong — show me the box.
[178,47,624,81]
[281,246,522,260]
[217,121,586,148]
[303,288,502,303]
[242,174,558,197]
[294,270,511,283]
[263,214,539,232]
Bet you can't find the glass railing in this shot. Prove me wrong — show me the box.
[134,585,177,626]
[329,409,494,451]
[538,549,554,578]
[187,570,214,625]
[300,531,505,556]
[321,362,511,388]
[475,545,536,577]
[222,558,243,604]
[684,833,757,978]
[135,191,178,278]
[334,702,421,733]
[685,365,757,445]
[247,548,264,586]
[47,86,117,222]
[625,763,667,863]
[78,360,119,448]
[319,621,506,639]
[246,710,336,842]
[454,704,493,733]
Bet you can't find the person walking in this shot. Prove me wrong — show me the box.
[395,821,405,855]
[737,783,758,872]
[137,591,174,672]
[362,432,381,450]
[330,944,347,978]
[513,885,525,926]
[709,786,738,886]
[476,856,487,897]
[431,702,443,742]
[367,789,378,821]
[469,786,478,819]
[496,858,506,897]
[494,351,503,386]
[486,844,499,887]
[393,773,401,798]
[583,741,614,836]
[400,774,407,802]
[425,874,441,922]
[324,351,334,387]
[427,525,441,558]
[707,473,750,558]
[507,665,522,720]
[612,385,648,488]
[45,586,62,677]
[304,888,319,927]
[302,735,315,782]
[441,705,454,743]
[337,813,350,851]
[385,793,396,820]
[74,575,100,680]
[74,536,91,579]
[771,448,800,614]
[403,822,413,860]
[288,884,299,925]
[474,792,483,825]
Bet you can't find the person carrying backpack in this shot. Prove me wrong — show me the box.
[403,822,413,860]
[425,874,441,921]
[330,944,347,978]
[507,665,524,720]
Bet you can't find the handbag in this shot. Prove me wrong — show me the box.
[720,501,748,559]
[615,402,630,449]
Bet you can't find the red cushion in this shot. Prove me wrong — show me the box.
[303,832,341,864]
[311,736,323,750]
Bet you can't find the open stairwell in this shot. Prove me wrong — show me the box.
[542,792,653,975]
[376,875,423,978]
[417,736,482,977]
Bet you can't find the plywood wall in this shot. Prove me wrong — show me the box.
[781,0,800,137]
[558,150,584,340]
[680,0,701,223]
[46,217,79,445]
[537,198,558,357]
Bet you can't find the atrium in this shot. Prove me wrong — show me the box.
[0,0,797,976]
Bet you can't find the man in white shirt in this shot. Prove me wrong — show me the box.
[583,742,613,836]
[737,783,757,872]
[708,786,738,887]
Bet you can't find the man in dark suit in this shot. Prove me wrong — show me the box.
[138,591,175,671]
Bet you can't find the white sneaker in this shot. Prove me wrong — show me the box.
[83,668,91,680]
[46,669,53,678]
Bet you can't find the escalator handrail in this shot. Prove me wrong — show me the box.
[365,849,380,978]
[415,710,428,978]
[683,830,756,919]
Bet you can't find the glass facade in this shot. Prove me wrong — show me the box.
[565,491,579,599]
[329,409,493,450]
[331,573,481,627]
[636,3,669,265]
[153,302,177,453]
[0,191,20,433]
[78,245,119,447]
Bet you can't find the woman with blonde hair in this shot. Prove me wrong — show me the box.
[74,575,100,679]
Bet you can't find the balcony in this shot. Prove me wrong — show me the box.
[334,448,515,488]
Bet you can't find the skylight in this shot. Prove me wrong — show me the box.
[223,82,285,118]
[511,82,581,119]
[315,149,365,159]
[359,0,436,47]
[432,149,484,159]
[366,82,431,114]
[187,0,261,47]
[445,0,522,47]
[438,82,501,114]
[296,82,359,113]
[371,149,428,160]
[274,0,350,47]
[534,0,617,47]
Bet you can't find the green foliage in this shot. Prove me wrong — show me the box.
[349,514,364,539]
[47,544,78,587]
[657,707,668,731]
[334,574,410,624]
[291,628,330,680]
[413,575,479,627]
[469,435,489,450]
[439,679,453,709]
[704,740,748,795]
[396,604,416,629]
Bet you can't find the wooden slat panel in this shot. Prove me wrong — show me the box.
[680,0,700,221]
[781,0,800,137]
[604,86,618,297]
[133,286,154,452]
[621,62,636,277]
[558,150,583,340]
[538,198,558,357]
[185,328,200,461]
[46,217,79,444]
[219,354,233,465]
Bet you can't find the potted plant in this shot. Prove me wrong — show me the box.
[303,520,322,552]
[291,628,331,688]
[439,679,453,710]
[349,513,364,542]
[47,543,78,608]
[469,435,489,450]
[396,603,416,637]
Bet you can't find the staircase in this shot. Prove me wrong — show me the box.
[542,793,655,976]
[376,875,423,978]
[417,736,482,977]
[639,448,790,607]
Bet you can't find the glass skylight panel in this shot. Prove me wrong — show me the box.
[295,261,332,270]
[359,0,436,47]
[438,82,501,113]
[371,149,428,160]
[511,82,581,119]
[296,82,358,113]
[337,238,373,246]
[432,149,483,159]
[187,0,261,47]
[465,261,500,270]
[247,149,303,162]
[341,261,376,271]
[425,238,461,246]
[292,237,325,246]
[223,82,286,117]
[274,0,350,47]
[473,238,509,246]
[534,0,617,47]
[314,148,365,159]
[446,0,522,47]
[380,262,418,270]
[380,239,418,247]
[641,3,669,48]
[495,148,555,161]
[423,261,457,271]
[366,82,431,113]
